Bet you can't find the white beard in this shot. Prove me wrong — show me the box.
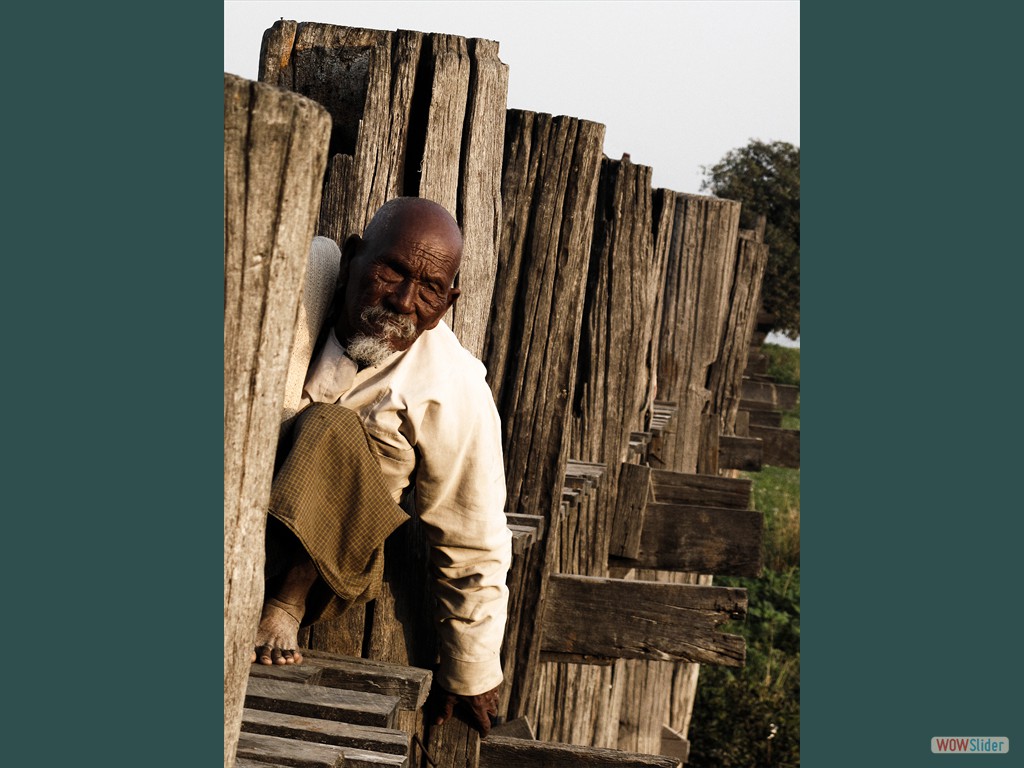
[346,334,395,367]
[346,305,417,367]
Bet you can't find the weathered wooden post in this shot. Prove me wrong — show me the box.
[654,194,742,475]
[708,233,769,438]
[259,21,506,360]
[611,193,746,756]
[520,154,654,746]
[224,73,331,768]
[483,108,606,718]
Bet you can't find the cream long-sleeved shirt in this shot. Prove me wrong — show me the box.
[299,320,512,696]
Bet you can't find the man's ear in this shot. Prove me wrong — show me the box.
[446,286,461,311]
[339,234,362,283]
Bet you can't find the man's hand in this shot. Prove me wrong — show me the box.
[430,684,500,737]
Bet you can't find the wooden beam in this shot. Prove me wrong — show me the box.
[617,503,763,577]
[749,425,800,468]
[718,434,763,472]
[241,708,408,755]
[244,678,400,729]
[741,380,799,410]
[735,409,751,437]
[427,715,480,768]
[697,413,721,476]
[660,725,690,762]
[745,352,769,375]
[289,649,432,710]
[746,409,782,428]
[650,469,752,510]
[480,735,682,767]
[486,111,605,523]
[236,732,345,768]
[614,659,673,753]
[301,600,366,659]
[608,463,651,559]
[540,574,747,666]
[506,513,546,540]
[247,662,323,686]
[490,717,536,740]
[739,397,779,412]
[509,524,538,555]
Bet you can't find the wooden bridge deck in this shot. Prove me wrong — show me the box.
[240,649,430,767]
[239,649,684,767]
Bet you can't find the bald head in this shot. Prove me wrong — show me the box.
[363,197,463,275]
[334,198,464,364]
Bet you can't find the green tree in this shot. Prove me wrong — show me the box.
[702,140,800,338]
[689,569,801,767]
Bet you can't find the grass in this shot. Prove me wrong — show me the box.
[760,343,799,429]
[746,465,800,572]
[781,404,800,430]
[761,343,800,387]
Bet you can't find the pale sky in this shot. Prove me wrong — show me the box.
[224,0,800,195]
[224,1,800,346]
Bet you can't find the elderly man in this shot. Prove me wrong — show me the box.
[253,197,512,735]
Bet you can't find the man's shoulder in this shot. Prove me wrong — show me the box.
[414,321,488,378]
[392,322,491,406]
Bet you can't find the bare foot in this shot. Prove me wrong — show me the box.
[253,598,305,665]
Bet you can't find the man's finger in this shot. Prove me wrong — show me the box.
[434,692,456,725]
[470,703,492,736]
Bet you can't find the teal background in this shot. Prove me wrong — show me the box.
[5,3,224,764]
[6,2,1020,764]
[802,2,1022,766]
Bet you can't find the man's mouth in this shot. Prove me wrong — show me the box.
[360,305,417,342]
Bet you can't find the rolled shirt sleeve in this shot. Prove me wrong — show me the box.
[413,364,512,696]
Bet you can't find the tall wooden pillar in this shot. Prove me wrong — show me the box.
[223,73,331,768]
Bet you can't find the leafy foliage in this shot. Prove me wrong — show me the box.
[689,462,801,767]
[689,569,801,767]
[702,140,800,338]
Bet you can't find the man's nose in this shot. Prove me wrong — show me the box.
[387,279,418,314]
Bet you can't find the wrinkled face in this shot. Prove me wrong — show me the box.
[335,213,461,358]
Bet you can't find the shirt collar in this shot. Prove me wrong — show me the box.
[302,329,359,404]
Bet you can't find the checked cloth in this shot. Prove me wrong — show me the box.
[269,403,409,623]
